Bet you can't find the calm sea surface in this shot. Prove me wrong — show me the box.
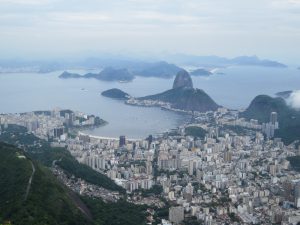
[0,66,299,138]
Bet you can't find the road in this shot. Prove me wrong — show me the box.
[24,160,36,201]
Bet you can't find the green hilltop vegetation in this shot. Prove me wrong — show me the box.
[241,95,300,144]
[240,95,287,122]
[0,143,90,225]
[57,153,125,193]
[185,126,207,139]
[82,197,147,225]
[0,126,148,225]
[101,88,131,100]
[287,156,300,172]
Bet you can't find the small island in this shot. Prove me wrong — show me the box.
[190,68,212,76]
[101,88,131,100]
[59,71,82,78]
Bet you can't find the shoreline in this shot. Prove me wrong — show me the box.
[77,131,143,141]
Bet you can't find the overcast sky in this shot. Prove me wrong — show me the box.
[0,0,299,63]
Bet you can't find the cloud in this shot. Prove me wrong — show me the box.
[0,0,53,5]
[289,0,300,4]
[0,0,299,59]
[287,90,300,109]
[50,12,111,23]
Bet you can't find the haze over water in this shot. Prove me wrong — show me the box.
[0,65,299,138]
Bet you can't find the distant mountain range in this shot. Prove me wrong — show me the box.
[230,55,286,67]
[79,55,287,69]
[163,54,287,68]
[132,61,182,78]
[59,68,135,82]
[59,61,183,81]
[0,55,287,74]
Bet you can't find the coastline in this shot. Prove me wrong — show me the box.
[125,98,212,116]
[77,131,142,142]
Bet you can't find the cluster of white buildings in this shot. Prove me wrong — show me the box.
[0,110,65,139]
[0,109,100,140]
[56,108,300,225]
[152,110,300,225]
[2,107,300,225]
[66,134,155,193]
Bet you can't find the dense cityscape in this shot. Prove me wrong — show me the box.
[1,105,300,225]
[1,1,300,224]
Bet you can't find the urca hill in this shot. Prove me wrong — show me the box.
[138,70,219,112]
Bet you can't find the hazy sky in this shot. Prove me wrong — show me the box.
[0,0,299,62]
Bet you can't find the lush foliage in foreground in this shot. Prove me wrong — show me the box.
[0,143,89,225]
[0,126,147,225]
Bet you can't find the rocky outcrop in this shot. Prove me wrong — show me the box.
[138,70,219,112]
[172,70,193,89]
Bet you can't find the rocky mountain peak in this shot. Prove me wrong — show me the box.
[172,70,193,89]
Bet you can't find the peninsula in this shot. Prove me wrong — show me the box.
[103,70,219,113]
